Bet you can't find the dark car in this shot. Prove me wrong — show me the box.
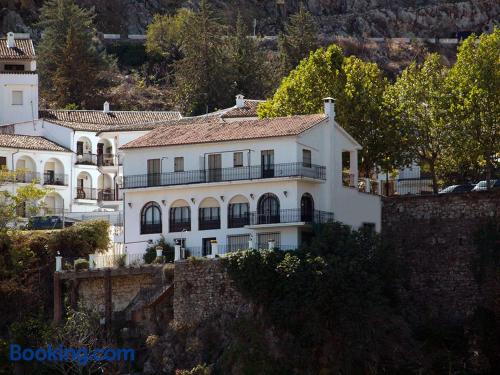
[26,216,76,230]
[472,179,500,192]
[439,184,475,194]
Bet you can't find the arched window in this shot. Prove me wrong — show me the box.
[257,193,280,224]
[199,197,220,230]
[301,193,314,222]
[228,195,250,228]
[169,201,191,232]
[141,202,162,234]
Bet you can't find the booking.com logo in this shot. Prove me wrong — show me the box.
[9,344,135,366]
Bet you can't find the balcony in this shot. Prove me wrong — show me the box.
[75,187,97,200]
[228,215,250,228]
[123,162,326,189]
[169,220,191,233]
[198,218,221,231]
[15,171,40,183]
[76,153,97,165]
[97,154,117,168]
[43,173,68,186]
[248,209,334,227]
[98,189,121,201]
[140,223,162,235]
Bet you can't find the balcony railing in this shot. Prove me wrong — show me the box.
[98,189,121,201]
[76,153,97,165]
[75,187,97,200]
[123,162,327,189]
[169,220,191,233]
[140,223,162,235]
[15,171,40,183]
[248,209,334,226]
[228,215,250,228]
[198,218,221,230]
[43,173,68,186]
[97,154,117,167]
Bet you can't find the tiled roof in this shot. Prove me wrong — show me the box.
[0,134,70,152]
[121,114,327,149]
[0,38,35,60]
[220,99,263,118]
[39,109,182,132]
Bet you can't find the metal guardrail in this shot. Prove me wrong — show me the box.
[248,209,334,225]
[123,163,326,189]
[43,173,68,186]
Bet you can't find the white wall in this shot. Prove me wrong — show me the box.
[0,73,38,125]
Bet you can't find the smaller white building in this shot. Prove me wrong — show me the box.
[0,134,72,214]
[120,99,382,255]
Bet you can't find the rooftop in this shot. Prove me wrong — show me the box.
[121,114,327,149]
[0,37,35,60]
[0,134,70,152]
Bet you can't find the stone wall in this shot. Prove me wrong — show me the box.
[382,190,500,322]
[77,268,162,313]
[173,259,249,326]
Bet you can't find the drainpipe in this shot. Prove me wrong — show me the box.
[11,149,20,195]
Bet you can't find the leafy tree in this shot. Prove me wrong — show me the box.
[174,0,233,115]
[384,54,449,192]
[259,46,400,176]
[446,29,500,183]
[278,5,319,75]
[225,13,270,99]
[37,0,112,108]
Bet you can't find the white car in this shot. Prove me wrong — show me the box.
[472,179,500,191]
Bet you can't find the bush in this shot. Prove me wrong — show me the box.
[114,254,126,268]
[74,258,89,271]
[144,236,174,264]
[48,220,110,257]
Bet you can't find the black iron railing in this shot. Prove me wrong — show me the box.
[169,220,191,233]
[123,162,327,189]
[228,215,250,228]
[15,171,40,183]
[43,173,68,186]
[75,187,97,200]
[248,209,334,226]
[141,223,162,234]
[97,154,117,167]
[198,218,221,230]
[98,189,121,201]
[76,153,97,165]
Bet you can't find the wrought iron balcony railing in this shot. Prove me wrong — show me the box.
[75,187,97,200]
[123,162,326,189]
[248,209,334,226]
[76,153,97,165]
[43,173,68,186]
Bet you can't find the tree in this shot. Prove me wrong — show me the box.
[225,14,270,99]
[278,5,319,75]
[446,29,500,183]
[37,0,112,108]
[384,54,449,192]
[258,45,400,176]
[174,0,233,115]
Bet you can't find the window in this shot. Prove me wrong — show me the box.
[228,202,249,228]
[257,232,280,249]
[257,193,280,224]
[227,234,250,252]
[174,157,184,172]
[302,149,312,168]
[147,159,160,186]
[300,193,314,222]
[5,64,25,71]
[233,152,243,167]
[199,207,220,230]
[169,206,191,232]
[261,150,274,178]
[141,202,162,234]
[12,91,23,105]
[0,157,7,170]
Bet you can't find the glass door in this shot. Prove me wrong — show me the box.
[261,150,274,178]
[207,154,222,182]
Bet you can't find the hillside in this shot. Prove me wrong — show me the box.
[1,0,498,37]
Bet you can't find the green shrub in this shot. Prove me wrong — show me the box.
[143,236,174,264]
[48,220,110,257]
[114,254,127,268]
[74,258,89,271]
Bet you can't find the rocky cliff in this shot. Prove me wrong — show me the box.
[1,0,498,37]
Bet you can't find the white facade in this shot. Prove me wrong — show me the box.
[121,100,381,255]
[0,146,72,214]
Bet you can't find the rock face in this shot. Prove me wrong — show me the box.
[1,0,498,36]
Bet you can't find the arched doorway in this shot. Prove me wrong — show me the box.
[198,197,220,230]
[169,200,191,232]
[228,195,250,228]
[301,193,314,222]
[257,193,280,224]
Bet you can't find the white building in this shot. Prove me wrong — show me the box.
[120,99,381,255]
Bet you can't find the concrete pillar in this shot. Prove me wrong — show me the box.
[88,254,95,270]
[55,256,62,272]
[349,150,358,187]
[104,269,112,327]
[175,245,181,261]
[156,246,163,258]
[53,273,62,323]
[268,240,275,250]
[210,242,218,258]
[248,240,254,249]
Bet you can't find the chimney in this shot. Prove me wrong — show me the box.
[6,32,16,48]
[235,94,245,108]
[103,101,110,113]
[323,97,335,120]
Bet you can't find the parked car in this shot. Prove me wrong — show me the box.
[439,184,475,194]
[25,216,77,230]
[472,179,500,191]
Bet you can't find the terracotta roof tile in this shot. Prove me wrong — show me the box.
[121,114,327,149]
[0,134,70,152]
[0,38,35,60]
[221,99,263,118]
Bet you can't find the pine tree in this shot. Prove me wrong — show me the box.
[278,5,319,75]
[37,0,111,108]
